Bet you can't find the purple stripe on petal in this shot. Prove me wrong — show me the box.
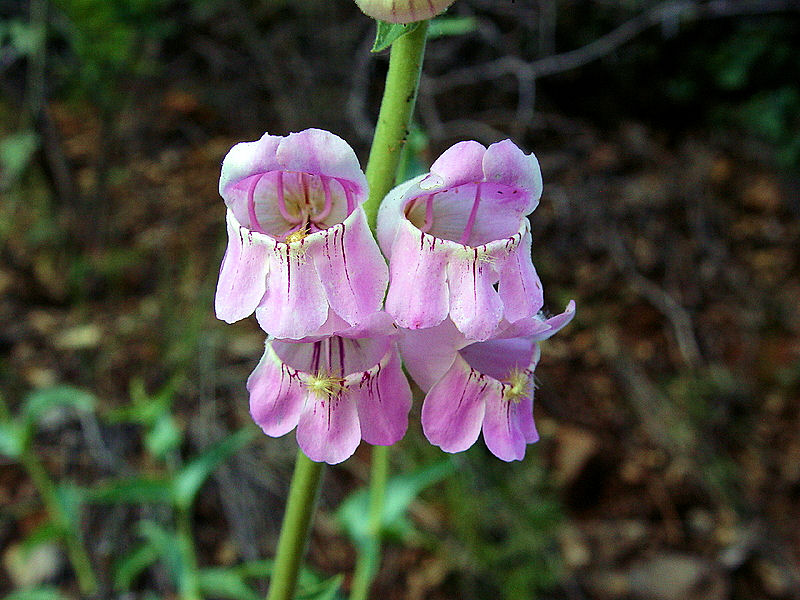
[482,385,530,462]
[215,211,270,323]
[386,221,450,330]
[498,228,544,323]
[421,357,487,453]
[296,392,361,465]
[313,209,388,327]
[247,343,306,438]
[255,243,328,339]
[446,249,503,341]
[353,348,412,446]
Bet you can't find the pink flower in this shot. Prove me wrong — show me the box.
[377,140,545,342]
[399,301,575,461]
[215,129,388,340]
[247,315,412,464]
[353,0,457,23]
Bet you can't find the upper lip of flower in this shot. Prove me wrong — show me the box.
[219,128,368,242]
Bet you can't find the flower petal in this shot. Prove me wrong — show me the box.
[247,343,306,437]
[421,357,487,453]
[385,220,451,330]
[354,0,457,23]
[498,228,544,323]
[215,210,270,323]
[276,129,367,199]
[516,394,539,444]
[312,208,388,326]
[482,140,542,213]
[376,177,421,258]
[446,249,503,341]
[530,300,576,341]
[255,243,329,339]
[398,319,464,391]
[419,141,486,190]
[458,337,536,381]
[482,386,530,462]
[353,348,412,446]
[219,134,282,201]
[296,393,361,464]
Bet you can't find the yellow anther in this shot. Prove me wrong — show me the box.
[306,373,346,398]
[503,368,532,404]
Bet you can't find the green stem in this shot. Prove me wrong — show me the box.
[348,445,389,600]
[348,21,431,600]
[176,507,202,600]
[266,450,325,600]
[19,451,99,595]
[362,21,430,230]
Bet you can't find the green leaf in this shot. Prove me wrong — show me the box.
[428,16,476,39]
[137,520,183,580]
[232,559,273,579]
[21,385,95,425]
[85,477,174,504]
[110,375,182,426]
[0,421,26,458]
[337,461,456,545]
[2,588,67,600]
[296,574,344,600]
[372,21,419,53]
[0,130,39,185]
[173,428,254,509]
[198,568,260,600]
[114,542,162,590]
[145,412,182,459]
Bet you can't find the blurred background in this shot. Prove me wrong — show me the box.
[1,1,799,599]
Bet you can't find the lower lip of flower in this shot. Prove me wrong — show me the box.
[245,171,357,240]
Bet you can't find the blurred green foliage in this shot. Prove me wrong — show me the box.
[553,11,799,167]
[51,0,174,106]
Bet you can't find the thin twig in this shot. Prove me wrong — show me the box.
[426,0,800,94]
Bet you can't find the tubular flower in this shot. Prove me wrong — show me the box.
[215,129,388,340]
[377,140,545,342]
[399,301,575,461]
[354,0,457,23]
[247,316,412,464]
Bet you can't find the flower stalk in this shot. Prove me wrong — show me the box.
[362,20,430,230]
[350,20,430,600]
[266,450,324,600]
[348,444,389,600]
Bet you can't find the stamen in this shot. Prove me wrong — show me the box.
[314,176,333,222]
[275,171,301,224]
[247,173,267,233]
[420,194,435,233]
[459,183,481,245]
[503,367,532,404]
